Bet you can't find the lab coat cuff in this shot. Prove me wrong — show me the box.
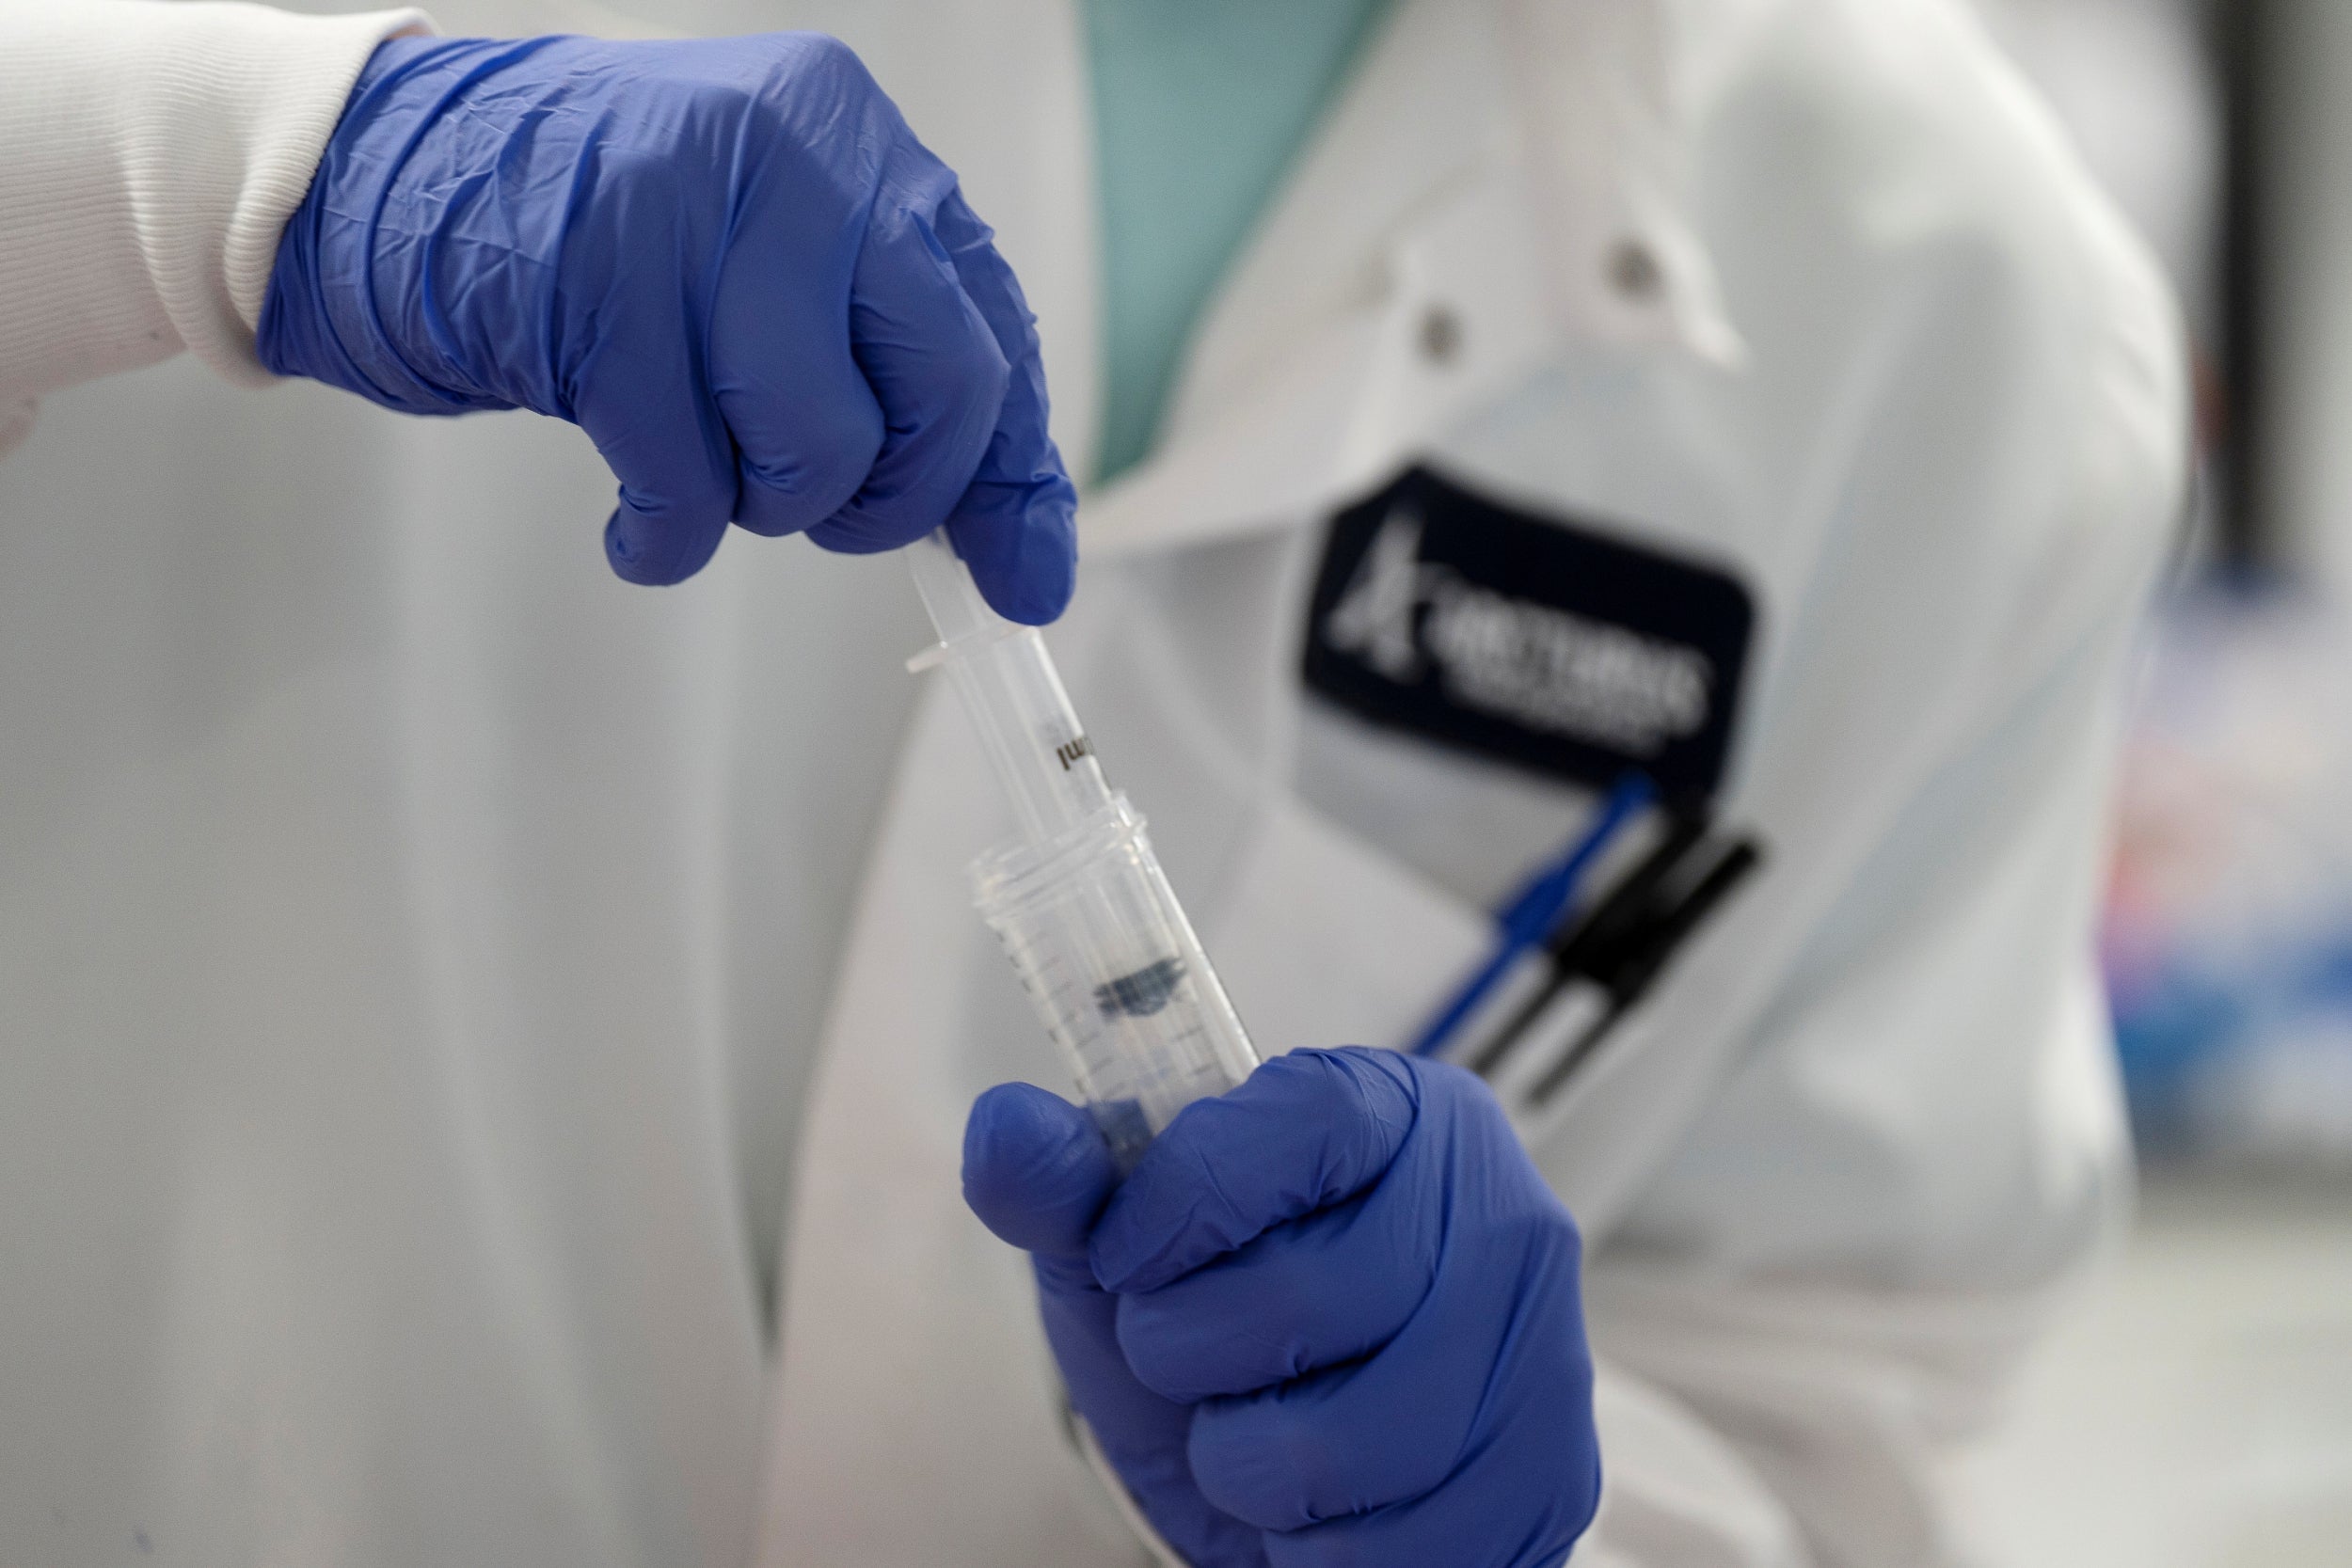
[0,1,432,409]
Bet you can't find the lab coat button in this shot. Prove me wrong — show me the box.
[1420,304,1465,365]
[1607,238,1663,302]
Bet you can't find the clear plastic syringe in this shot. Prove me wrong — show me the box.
[908,531,1259,1167]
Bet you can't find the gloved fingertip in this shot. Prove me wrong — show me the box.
[961,1083,1119,1258]
[604,500,728,587]
[952,479,1077,626]
[973,552,1074,626]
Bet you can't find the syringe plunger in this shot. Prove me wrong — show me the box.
[908,532,1112,843]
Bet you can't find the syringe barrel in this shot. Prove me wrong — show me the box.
[971,796,1260,1169]
[912,531,1259,1160]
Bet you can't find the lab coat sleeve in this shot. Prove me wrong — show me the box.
[0,1,429,456]
[1514,4,2192,1559]
[1557,301,2175,1558]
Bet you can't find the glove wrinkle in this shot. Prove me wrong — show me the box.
[261,29,1075,606]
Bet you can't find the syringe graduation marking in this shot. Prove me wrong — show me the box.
[1055,736,1093,771]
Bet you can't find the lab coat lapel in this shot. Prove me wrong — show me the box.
[1081,0,1732,560]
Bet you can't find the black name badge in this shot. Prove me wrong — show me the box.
[1303,467,1754,801]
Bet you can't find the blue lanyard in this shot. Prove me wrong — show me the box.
[1406,772,1654,1059]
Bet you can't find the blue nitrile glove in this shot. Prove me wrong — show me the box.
[259,32,1076,621]
[963,1048,1601,1567]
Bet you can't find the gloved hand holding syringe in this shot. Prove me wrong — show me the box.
[929,530,1604,1566]
[907,531,1260,1166]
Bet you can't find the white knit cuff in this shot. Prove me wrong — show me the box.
[0,1,430,413]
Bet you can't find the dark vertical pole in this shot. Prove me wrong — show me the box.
[2211,0,2277,572]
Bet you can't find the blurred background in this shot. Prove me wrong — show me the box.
[1959,3,2352,1562]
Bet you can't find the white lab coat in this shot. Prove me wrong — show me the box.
[757,2,2186,1562]
[0,1,2183,1565]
